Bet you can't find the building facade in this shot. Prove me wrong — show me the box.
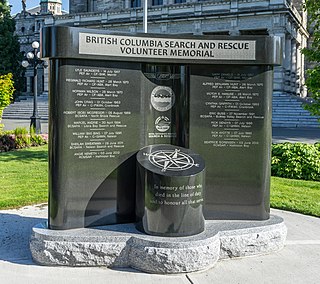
[14,0,62,96]
[14,0,308,97]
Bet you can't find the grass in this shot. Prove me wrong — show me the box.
[270,176,320,217]
[0,145,319,217]
[0,145,48,209]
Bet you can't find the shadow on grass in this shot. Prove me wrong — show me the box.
[0,148,48,163]
[0,211,46,265]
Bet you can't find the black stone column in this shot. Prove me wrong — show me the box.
[136,144,205,237]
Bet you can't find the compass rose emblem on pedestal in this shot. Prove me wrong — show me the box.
[145,149,199,172]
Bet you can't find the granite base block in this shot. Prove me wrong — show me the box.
[30,215,287,273]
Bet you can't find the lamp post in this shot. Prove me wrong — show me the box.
[21,41,48,134]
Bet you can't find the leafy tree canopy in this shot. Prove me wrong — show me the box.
[0,73,14,131]
[0,0,24,99]
[0,0,10,17]
[303,0,320,117]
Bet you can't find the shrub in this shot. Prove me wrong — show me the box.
[30,133,46,146]
[0,127,47,152]
[0,134,15,152]
[271,143,320,181]
[0,73,15,131]
[14,127,31,149]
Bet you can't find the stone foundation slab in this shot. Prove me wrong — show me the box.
[30,215,287,273]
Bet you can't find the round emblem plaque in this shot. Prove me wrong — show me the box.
[150,86,175,112]
[155,116,171,132]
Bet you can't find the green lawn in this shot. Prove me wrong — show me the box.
[0,145,319,217]
[271,176,320,217]
[0,145,48,209]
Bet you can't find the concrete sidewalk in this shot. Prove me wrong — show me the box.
[272,127,320,144]
[1,119,48,134]
[0,205,319,284]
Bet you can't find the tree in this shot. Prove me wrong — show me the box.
[303,0,320,118]
[0,73,14,131]
[0,0,24,100]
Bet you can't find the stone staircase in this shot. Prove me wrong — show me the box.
[272,93,319,128]
[2,93,49,120]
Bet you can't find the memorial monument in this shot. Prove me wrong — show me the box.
[30,26,287,273]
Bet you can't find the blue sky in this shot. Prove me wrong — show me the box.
[8,0,69,15]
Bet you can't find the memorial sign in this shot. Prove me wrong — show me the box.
[190,65,272,219]
[79,33,256,61]
[42,26,280,229]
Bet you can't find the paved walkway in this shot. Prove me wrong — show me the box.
[272,127,320,144]
[1,119,48,134]
[0,205,319,284]
[1,120,319,282]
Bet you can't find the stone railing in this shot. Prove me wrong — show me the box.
[51,0,291,27]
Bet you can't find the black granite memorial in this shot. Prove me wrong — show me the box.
[136,144,205,236]
[42,26,281,230]
[142,64,188,146]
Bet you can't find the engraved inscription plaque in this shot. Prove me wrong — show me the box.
[42,26,280,229]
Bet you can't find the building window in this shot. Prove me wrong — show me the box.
[152,0,163,5]
[23,77,27,92]
[131,0,141,8]
[31,76,34,93]
[240,29,268,35]
[204,31,230,36]
[48,4,55,13]
[175,0,186,3]
[21,27,25,33]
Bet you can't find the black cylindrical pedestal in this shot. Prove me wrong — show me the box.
[136,144,205,237]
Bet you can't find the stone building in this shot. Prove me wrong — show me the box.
[14,0,309,98]
[13,0,63,96]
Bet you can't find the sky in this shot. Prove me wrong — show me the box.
[8,0,69,15]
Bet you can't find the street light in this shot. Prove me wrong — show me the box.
[21,41,48,134]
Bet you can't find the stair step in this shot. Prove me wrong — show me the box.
[272,123,319,127]
[272,93,319,128]
[272,117,319,122]
[272,111,317,116]
[3,93,49,120]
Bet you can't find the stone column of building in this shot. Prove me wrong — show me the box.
[161,23,168,33]
[291,39,297,94]
[284,35,292,93]
[299,33,308,97]
[296,39,302,95]
[268,27,287,95]
[37,67,44,94]
[125,0,131,8]
[26,74,32,93]
[43,65,49,93]
[295,29,309,97]
[229,18,240,36]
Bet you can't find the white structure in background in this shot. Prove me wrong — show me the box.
[14,0,309,99]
